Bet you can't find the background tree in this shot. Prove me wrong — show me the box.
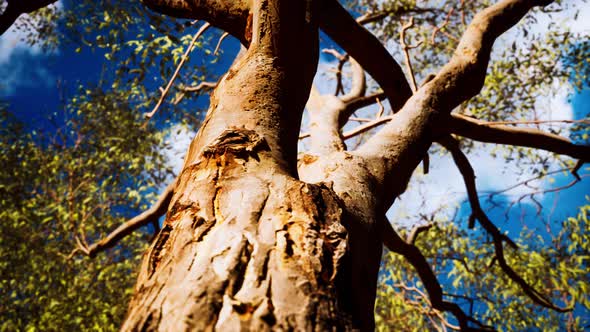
[0,90,169,330]
[0,0,588,330]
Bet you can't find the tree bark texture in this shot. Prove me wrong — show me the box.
[121,0,562,330]
[122,0,378,330]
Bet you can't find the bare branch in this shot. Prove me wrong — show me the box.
[172,81,217,105]
[479,119,590,126]
[213,31,229,55]
[356,7,441,26]
[449,113,590,162]
[145,23,211,119]
[400,17,423,93]
[438,135,573,313]
[431,7,459,43]
[304,85,346,154]
[71,181,175,258]
[340,58,366,104]
[423,0,554,110]
[342,115,394,140]
[322,49,349,96]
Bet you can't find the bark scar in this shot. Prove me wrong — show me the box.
[203,128,270,161]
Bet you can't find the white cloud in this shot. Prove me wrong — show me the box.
[0,28,42,65]
[0,1,62,95]
[0,1,62,64]
[0,52,55,95]
[161,124,196,178]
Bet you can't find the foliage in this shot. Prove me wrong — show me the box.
[0,88,170,330]
[376,204,590,331]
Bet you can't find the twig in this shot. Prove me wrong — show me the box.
[400,17,430,173]
[449,113,590,161]
[144,22,211,119]
[376,97,385,118]
[484,119,590,126]
[214,31,229,55]
[431,8,458,43]
[322,48,349,96]
[400,17,423,93]
[172,81,217,105]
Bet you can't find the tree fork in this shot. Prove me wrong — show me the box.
[122,0,369,330]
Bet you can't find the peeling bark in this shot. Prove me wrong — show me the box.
[123,135,354,330]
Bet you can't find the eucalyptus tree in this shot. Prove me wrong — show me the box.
[1,0,588,331]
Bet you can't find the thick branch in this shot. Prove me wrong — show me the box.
[318,0,412,113]
[424,0,554,110]
[438,135,573,313]
[141,0,250,44]
[357,0,555,210]
[449,113,590,161]
[305,85,346,154]
[380,218,491,331]
[74,182,174,258]
[340,58,366,104]
[0,0,57,35]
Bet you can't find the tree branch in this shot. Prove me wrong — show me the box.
[380,217,492,331]
[423,0,554,110]
[318,0,412,113]
[71,181,175,258]
[304,85,346,154]
[141,0,250,45]
[448,113,590,162]
[438,135,573,313]
[145,22,211,119]
[172,81,217,105]
[356,0,556,209]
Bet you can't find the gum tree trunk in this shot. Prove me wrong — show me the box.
[121,0,380,330]
[120,0,556,330]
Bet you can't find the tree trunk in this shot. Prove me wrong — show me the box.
[121,0,381,330]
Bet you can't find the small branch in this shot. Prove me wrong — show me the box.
[407,223,434,245]
[70,181,175,258]
[340,58,366,104]
[431,7,458,44]
[356,7,441,25]
[483,119,589,126]
[400,17,423,93]
[438,135,573,313]
[322,48,349,96]
[213,31,229,55]
[144,22,211,119]
[487,167,577,198]
[376,97,385,118]
[172,81,217,105]
[342,115,394,140]
[319,0,412,113]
